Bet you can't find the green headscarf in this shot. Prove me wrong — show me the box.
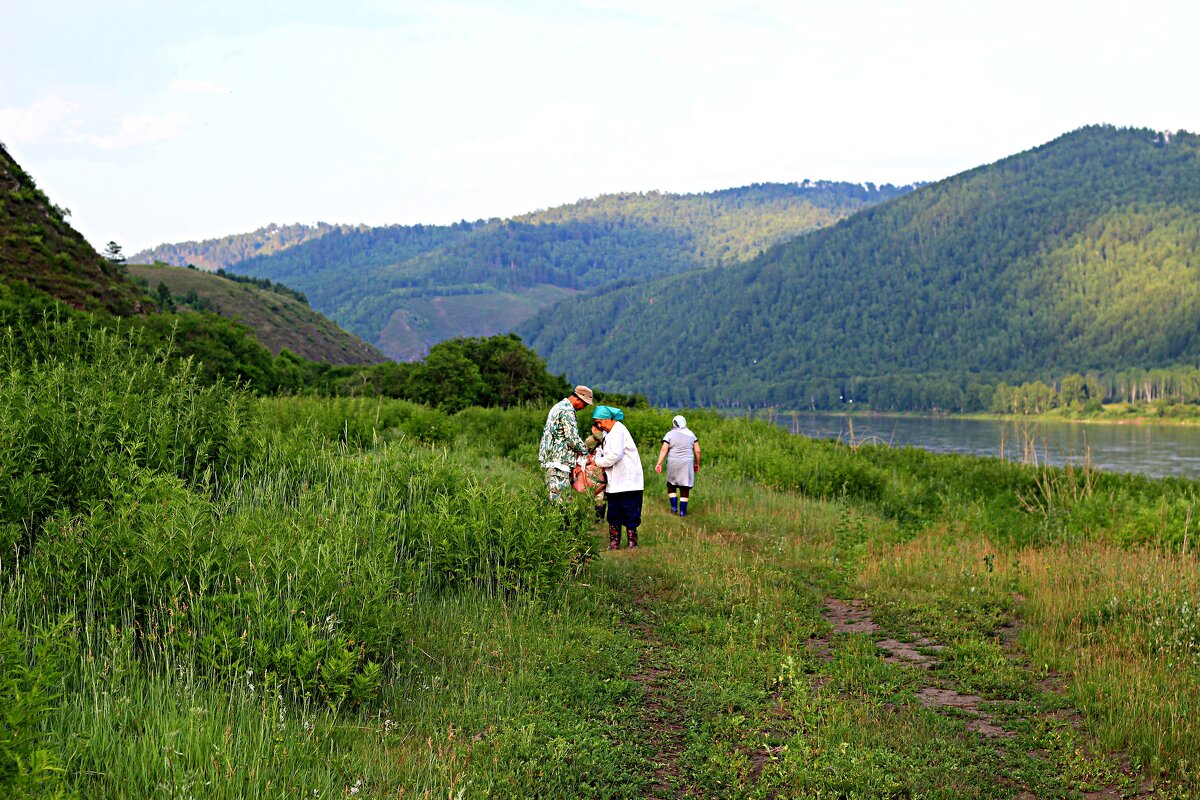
[591,405,624,421]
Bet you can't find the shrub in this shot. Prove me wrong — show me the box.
[0,317,256,556]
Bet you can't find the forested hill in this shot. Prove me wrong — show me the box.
[147,182,913,361]
[1,144,387,392]
[519,125,1200,409]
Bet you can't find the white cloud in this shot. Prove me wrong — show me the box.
[77,112,189,151]
[0,95,76,144]
[170,79,233,94]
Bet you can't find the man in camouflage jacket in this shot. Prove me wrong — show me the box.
[539,385,593,502]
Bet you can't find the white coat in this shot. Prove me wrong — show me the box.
[593,420,644,493]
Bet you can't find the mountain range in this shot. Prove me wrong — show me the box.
[519,125,1200,408]
[127,124,1200,411]
[134,182,915,360]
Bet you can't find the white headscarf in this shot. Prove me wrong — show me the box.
[672,414,686,429]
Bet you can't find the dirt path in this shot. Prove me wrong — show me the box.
[812,595,1157,798]
[626,593,699,800]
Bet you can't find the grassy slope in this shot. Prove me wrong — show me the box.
[128,264,386,365]
[1,145,145,315]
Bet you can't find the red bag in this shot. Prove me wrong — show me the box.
[571,465,592,493]
[572,463,606,494]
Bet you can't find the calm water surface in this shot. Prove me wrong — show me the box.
[770,413,1200,480]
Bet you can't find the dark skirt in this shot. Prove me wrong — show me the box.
[606,490,643,530]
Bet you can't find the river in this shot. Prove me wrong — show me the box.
[767,413,1200,480]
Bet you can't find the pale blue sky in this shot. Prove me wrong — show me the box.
[2,0,1196,252]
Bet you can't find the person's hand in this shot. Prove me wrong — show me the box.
[694,463,700,472]
[655,464,662,473]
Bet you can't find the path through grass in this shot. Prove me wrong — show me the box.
[356,463,1191,798]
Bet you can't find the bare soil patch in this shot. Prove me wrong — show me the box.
[818,597,1018,739]
[628,608,696,799]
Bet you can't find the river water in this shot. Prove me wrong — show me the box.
[768,413,1200,480]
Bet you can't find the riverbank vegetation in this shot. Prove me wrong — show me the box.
[4,318,1199,798]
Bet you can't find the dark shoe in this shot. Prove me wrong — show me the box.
[609,526,621,550]
[627,528,638,548]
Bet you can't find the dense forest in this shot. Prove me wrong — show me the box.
[520,126,1200,410]
[139,182,914,360]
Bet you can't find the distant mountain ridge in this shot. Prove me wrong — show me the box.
[140,181,916,360]
[131,222,361,272]
[519,125,1200,409]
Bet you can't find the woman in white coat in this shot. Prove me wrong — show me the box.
[588,405,644,550]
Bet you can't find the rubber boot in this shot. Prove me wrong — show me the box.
[669,494,678,514]
[679,499,688,518]
[627,528,638,548]
[595,503,606,521]
[609,526,621,550]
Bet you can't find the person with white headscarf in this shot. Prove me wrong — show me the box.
[654,414,700,517]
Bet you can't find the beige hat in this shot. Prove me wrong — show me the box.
[572,385,594,405]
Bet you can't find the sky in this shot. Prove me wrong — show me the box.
[2,0,1197,254]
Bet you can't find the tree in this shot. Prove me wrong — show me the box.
[408,348,486,412]
[102,241,126,264]
[154,281,177,313]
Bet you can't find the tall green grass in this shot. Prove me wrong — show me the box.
[0,319,594,798]
[5,316,1199,795]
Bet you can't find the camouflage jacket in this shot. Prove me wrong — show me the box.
[538,398,587,471]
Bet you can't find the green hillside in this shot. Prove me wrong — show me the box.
[128,264,386,365]
[0,143,145,316]
[519,126,1200,409]
[146,182,914,360]
[0,144,353,392]
[375,284,578,361]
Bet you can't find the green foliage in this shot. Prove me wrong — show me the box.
[0,317,256,549]
[0,612,74,797]
[523,126,1200,409]
[0,320,599,795]
[131,311,281,390]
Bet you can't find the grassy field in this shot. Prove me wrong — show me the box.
[3,325,1199,797]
